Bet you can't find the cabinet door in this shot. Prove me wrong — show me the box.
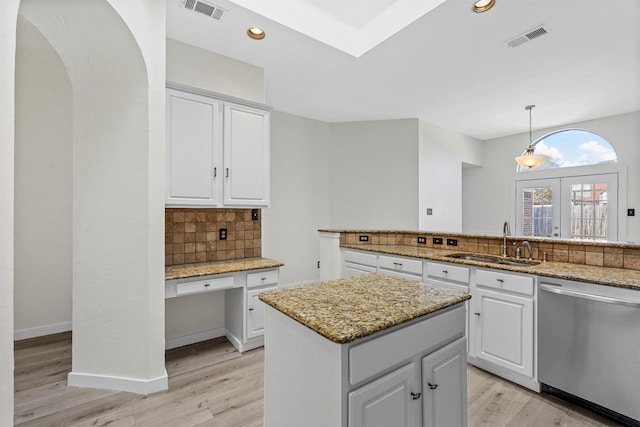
[472,289,534,378]
[246,286,275,339]
[349,363,420,427]
[166,89,221,206]
[223,103,270,207]
[421,338,467,427]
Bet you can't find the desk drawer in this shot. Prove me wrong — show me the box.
[247,269,279,288]
[175,276,235,296]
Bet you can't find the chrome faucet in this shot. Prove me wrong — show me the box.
[502,221,511,257]
[522,240,533,260]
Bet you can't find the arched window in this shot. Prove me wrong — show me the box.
[513,129,625,241]
[516,129,618,172]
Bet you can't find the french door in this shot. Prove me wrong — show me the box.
[515,173,618,241]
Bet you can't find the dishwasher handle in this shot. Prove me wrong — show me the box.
[540,284,640,308]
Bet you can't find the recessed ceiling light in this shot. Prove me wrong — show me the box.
[247,27,265,40]
[473,0,495,13]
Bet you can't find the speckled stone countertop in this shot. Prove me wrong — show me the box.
[259,273,470,344]
[343,244,640,291]
[165,257,284,281]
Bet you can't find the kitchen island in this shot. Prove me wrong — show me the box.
[259,273,471,427]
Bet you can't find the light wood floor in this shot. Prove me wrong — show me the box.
[14,332,622,426]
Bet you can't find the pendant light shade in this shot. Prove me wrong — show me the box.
[515,105,548,168]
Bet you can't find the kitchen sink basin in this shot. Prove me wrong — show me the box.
[445,253,540,267]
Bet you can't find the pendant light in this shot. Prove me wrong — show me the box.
[515,105,548,168]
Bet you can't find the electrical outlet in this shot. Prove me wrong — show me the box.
[219,228,227,240]
[417,236,427,244]
[252,209,259,220]
[433,237,443,245]
[359,235,369,242]
[447,238,458,246]
[317,261,320,268]
[628,208,636,217]
[426,208,433,215]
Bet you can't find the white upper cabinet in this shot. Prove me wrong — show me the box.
[223,103,270,207]
[166,87,271,208]
[166,88,222,206]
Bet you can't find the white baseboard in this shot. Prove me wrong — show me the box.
[68,369,168,395]
[14,321,72,341]
[165,327,226,350]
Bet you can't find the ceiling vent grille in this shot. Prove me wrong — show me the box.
[183,0,226,20]
[506,25,549,48]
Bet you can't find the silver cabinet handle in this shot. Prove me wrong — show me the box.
[393,262,403,267]
[442,270,448,274]
[226,168,229,178]
[474,312,481,316]
[540,284,640,308]
[248,308,254,311]
[410,392,421,400]
[213,167,217,178]
[427,383,438,390]
[496,278,504,283]
[204,283,210,287]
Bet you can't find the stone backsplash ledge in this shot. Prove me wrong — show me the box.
[166,208,261,266]
[324,230,640,271]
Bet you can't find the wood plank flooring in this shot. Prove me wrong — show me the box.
[14,332,622,426]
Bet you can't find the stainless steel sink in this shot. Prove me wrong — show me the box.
[445,253,540,267]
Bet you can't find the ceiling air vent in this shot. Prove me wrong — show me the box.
[506,25,549,48]
[183,0,226,20]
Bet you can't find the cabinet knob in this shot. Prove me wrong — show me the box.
[410,392,422,400]
[427,382,438,390]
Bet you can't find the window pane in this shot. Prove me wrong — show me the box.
[521,185,553,237]
[570,182,608,241]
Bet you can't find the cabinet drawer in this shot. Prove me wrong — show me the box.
[349,305,465,385]
[175,276,235,296]
[476,269,534,296]
[378,255,423,276]
[247,269,279,288]
[343,250,377,267]
[426,261,470,284]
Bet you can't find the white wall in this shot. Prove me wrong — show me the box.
[165,38,266,339]
[463,111,640,242]
[14,16,73,340]
[0,1,19,422]
[263,111,330,286]
[18,0,167,394]
[328,119,419,229]
[419,120,483,232]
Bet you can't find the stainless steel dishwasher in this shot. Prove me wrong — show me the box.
[539,279,640,426]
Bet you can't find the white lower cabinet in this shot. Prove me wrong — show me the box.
[264,303,467,427]
[343,249,378,278]
[226,269,278,352]
[349,363,420,427]
[471,288,534,378]
[421,338,468,427]
[349,337,467,427]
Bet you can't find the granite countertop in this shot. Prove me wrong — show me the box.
[343,244,640,291]
[165,257,284,281]
[259,273,470,344]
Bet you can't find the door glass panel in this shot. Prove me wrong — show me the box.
[570,182,608,240]
[521,185,554,237]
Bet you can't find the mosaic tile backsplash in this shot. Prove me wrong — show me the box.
[165,208,261,266]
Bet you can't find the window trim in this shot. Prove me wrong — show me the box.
[510,163,627,242]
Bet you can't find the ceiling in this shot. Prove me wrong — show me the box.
[167,0,640,140]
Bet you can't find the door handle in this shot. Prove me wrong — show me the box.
[427,382,438,390]
[410,392,421,400]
